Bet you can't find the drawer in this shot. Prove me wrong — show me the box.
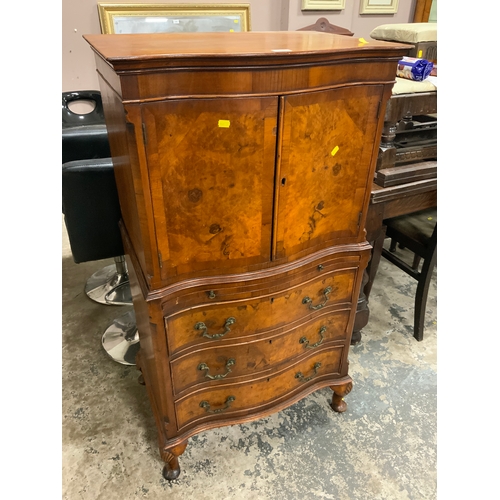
[159,251,364,316]
[165,268,356,354]
[170,309,350,396]
[174,347,344,431]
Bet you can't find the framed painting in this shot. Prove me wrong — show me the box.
[301,1,346,11]
[97,3,251,34]
[360,0,399,14]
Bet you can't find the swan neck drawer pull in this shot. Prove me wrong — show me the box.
[295,362,322,382]
[198,358,235,379]
[302,286,333,310]
[300,326,326,349]
[199,396,235,414]
[195,317,236,339]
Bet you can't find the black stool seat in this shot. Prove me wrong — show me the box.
[382,207,437,341]
[62,158,123,263]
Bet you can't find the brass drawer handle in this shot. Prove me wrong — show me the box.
[295,362,322,382]
[302,286,332,310]
[195,317,236,339]
[300,326,326,349]
[198,358,235,380]
[199,396,235,414]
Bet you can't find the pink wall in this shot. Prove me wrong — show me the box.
[284,0,416,36]
[62,0,416,92]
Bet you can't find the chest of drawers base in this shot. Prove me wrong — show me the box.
[124,224,369,480]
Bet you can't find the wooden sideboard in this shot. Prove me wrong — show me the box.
[84,31,409,480]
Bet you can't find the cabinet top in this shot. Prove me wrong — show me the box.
[84,31,409,72]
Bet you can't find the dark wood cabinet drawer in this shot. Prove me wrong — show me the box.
[165,269,355,354]
[170,309,350,396]
[174,347,344,431]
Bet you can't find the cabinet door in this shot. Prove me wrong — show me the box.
[274,85,383,260]
[142,97,278,280]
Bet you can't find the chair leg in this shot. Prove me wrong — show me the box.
[412,255,421,271]
[85,255,132,306]
[413,250,437,341]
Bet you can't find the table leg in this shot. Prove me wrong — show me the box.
[364,225,387,300]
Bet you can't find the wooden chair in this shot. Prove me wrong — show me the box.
[381,207,437,341]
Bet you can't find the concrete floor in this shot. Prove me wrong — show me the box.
[62,220,437,500]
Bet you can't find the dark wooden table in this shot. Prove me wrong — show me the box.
[352,177,437,344]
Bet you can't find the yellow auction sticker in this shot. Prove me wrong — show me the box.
[331,146,340,157]
[218,120,231,128]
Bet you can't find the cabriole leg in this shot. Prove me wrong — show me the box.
[161,441,188,481]
[330,378,353,413]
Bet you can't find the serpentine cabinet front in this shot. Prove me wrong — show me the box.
[84,31,408,480]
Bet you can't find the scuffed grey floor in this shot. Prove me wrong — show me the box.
[62,219,437,499]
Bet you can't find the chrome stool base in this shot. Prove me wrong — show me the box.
[102,310,140,366]
[85,256,132,306]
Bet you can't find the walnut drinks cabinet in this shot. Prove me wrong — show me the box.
[84,32,409,480]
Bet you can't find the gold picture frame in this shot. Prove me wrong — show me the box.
[301,0,345,10]
[360,0,399,15]
[97,3,251,34]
